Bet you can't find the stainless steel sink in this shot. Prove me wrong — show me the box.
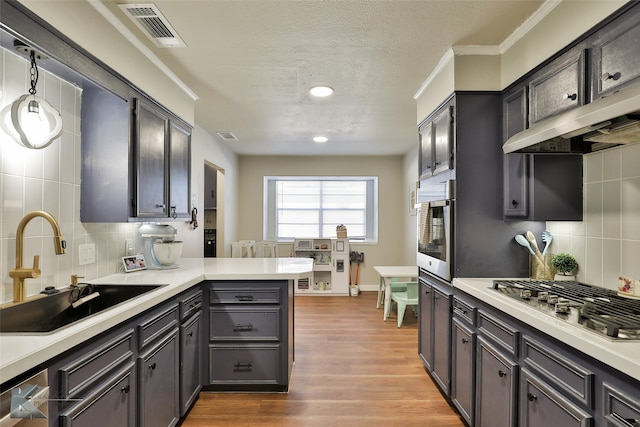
[0,284,164,333]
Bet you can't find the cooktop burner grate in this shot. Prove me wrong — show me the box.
[492,279,640,339]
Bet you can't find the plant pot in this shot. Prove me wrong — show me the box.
[554,273,576,281]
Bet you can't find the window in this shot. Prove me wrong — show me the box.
[264,176,378,242]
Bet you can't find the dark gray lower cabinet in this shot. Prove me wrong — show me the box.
[59,362,136,427]
[520,369,593,427]
[138,330,180,427]
[418,280,433,370]
[476,336,518,427]
[180,311,202,416]
[451,317,474,425]
[205,280,293,392]
[431,285,452,394]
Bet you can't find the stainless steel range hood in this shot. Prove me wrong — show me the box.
[503,83,640,154]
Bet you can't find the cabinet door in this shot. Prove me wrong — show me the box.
[60,363,136,427]
[529,48,585,124]
[169,121,191,219]
[503,86,528,141]
[433,106,453,175]
[520,369,593,427]
[180,313,202,416]
[431,285,452,395]
[591,5,640,99]
[204,163,217,209]
[476,336,518,427]
[503,153,529,217]
[419,122,434,178]
[451,318,475,426]
[138,330,180,427]
[418,280,433,370]
[136,99,168,218]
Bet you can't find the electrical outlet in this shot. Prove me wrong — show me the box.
[125,239,134,256]
[79,243,95,265]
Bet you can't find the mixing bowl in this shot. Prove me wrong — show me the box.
[153,241,183,266]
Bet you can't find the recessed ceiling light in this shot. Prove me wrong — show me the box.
[309,85,334,97]
[313,136,328,143]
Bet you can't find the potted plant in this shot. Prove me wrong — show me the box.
[551,253,578,280]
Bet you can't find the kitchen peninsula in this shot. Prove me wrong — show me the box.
[0,257,313,423]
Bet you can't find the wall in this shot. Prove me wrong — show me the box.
[547,143,640,291]
[0,45,239,303]
[237,155,407,289]
[0,47,138,303]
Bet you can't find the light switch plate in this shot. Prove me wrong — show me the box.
[79,243,95,265]
[125,239,134,256]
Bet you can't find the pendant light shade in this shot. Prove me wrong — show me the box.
[0,45,63,150]
[1,94,63,149]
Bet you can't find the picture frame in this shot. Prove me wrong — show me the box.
[122,254,147,272]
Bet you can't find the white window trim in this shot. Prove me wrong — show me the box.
[263,176,378,243]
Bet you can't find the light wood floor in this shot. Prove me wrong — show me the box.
[182,291,465,427]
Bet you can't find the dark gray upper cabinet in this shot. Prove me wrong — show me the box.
[136,99,169,218]
[169,121,191,219]
[204,164,217,210]
[591,4,640,99]
[528,46,586,125]
[418,101,453,179]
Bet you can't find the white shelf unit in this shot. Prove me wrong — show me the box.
[293,238,349,295]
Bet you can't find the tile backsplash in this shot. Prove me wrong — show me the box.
[1,46,137,304]
[547,143,640,291]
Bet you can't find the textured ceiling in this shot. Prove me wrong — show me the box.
[104,0,544,156]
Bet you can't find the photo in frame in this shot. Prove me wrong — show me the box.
[122,254,147,272]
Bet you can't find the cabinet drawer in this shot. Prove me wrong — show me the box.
[523,336,594,408]
[477,309,519,356]
[452,296,475,325]
[59,329,135,398]
[137,303,179,351]
[210,307,280,341]
[209,344,280,384]
[529,48,585,124]
[179,289,203,321]
[603,382,640,427]
[210,287,281,304]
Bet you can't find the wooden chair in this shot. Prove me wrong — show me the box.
[387,281,419,328]
[231,241,254,258]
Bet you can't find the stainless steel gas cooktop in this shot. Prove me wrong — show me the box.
[492,279,640,340]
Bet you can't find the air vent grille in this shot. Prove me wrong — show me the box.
[118,3,186,48]
[217,132,239,142]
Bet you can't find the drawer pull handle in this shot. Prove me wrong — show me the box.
[498,370,507,378]
[527,393,537,402]
[453,308,469,317]
[609,412,639,426]
[602,72,621,81]
[461,338,469,344]
[235,295,254,302]
[121,385,130,394]
[149,363,157,370]
[562,93,577,101]
[233,362,253,372]
[234,324,254,332]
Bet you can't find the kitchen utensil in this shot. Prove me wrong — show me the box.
[153,241,183,266]
[515,234,535,255]
[526,231,544,258]
[541,230,553,256]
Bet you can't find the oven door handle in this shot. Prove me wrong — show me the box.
[428,200,451,208]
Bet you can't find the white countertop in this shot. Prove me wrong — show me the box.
[454,277,640,382]
[0,257,313,384]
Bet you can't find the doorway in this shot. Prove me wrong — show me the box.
[204,162,224,257]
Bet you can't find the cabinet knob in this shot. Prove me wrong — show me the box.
[498,370,507,378]
[121,385,130,394]
[527,393,537,402]
[511,199,519,207]
[602,71,621,81]
[562,93,577,101]
[155,203,166,209]
[187,331,194,337]
[171,206,177,219]
[148,362,157,370]
[461,338,469,344]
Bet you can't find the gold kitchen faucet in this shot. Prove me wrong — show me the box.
[9,211,66,303]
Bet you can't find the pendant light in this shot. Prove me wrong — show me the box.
[0,47,63,149]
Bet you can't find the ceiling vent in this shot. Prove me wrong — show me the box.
[216,131,239,142]
[118,3,186,48]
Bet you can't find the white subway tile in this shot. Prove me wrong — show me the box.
[584,152,602,183]
[602,145,621,181]
[621,177,640,240]
[585,238,603,287]
[621,240,640,279]
[602,239,621,291]
[585,182,603,238]
[621,143,640,179]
